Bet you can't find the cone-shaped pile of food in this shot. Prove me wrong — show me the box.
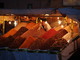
[0,13,79,51]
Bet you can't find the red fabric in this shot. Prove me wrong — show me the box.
[19,36,36,48]
[41,29,57,39]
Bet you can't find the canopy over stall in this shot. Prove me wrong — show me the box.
[58,8,80,22]
[0,8,55,15]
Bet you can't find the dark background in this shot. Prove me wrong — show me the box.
[0,0,80,9]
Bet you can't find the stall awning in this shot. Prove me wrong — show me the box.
[0,8,80,21]
[58,8,80,22]
[58,8,80,15]
[0,8,55,15]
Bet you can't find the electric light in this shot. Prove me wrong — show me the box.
[58,20,62,24]
[40,20,42,22]
[61,25,64,28]
[9,21,11,24]
[45,14,49,16]
[57,17,59,20]
[14,21,17,26]
[45,21,48,24]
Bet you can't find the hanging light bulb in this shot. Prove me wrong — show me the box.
[11,14,14,16]
[57,17,59,20]
[75,21,77,23]
[61,25,64,28]
[58,20,62,24]
[45,14,49,16]
[40,20,42,22]
[45,21,48,24]
[14,21,17,26]
[9,21,11,24]
[57,17,62,25]
[24,16,27,18]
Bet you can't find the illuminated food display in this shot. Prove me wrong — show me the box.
[0,8,80,60]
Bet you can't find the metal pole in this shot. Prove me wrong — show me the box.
[3,16,5,34]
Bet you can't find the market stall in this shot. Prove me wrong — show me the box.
[0,8,80,60]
